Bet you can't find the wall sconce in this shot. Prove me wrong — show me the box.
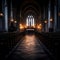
[50,18,53,22]
[14,21,17,23]
[44,20,47,24]
[0,13,3,17]
[58,12,60,16]
[10,19,14,22]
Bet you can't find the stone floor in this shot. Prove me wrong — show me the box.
[7,33,54,60]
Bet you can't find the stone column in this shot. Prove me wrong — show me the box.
[5,0,8,31]
[2,0,8,31]
[10,0,13,21]
[48,0,51,32]
[43,7,45,19]
[54,0,57,32]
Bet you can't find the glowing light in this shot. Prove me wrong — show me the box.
[26,15,35,28]
[31,18,32,26]
[0,13,3,16]
[20,35,37,55]
[14,21,17,23]
[10,19,14,22]
[44,21,47,23]
[19,24,24,29]
[25,25,27,28]
[32,25,35,28]
[32,18,34,26]
[37,24,42,30]
[37,26,40,29]
[26,18,28,26]
[29,18,30,26]
[39,24,42,26]
[58,12,60,16]
[50,18,53,22]
[24,35,36,49]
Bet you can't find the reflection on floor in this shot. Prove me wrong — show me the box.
[7,33,53,60]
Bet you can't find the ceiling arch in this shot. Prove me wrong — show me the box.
[23,10,37,18]
[20,0,40,18]
[22,5,39,16]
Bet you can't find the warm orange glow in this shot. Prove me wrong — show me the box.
[37,26,42,29]
[39,24,42,26]
[32,25,35,28]
[19,24,24,29]
[37,24,42,30]
[20,35,37,54]
[25,25,27,28]
[23,35,36,48]
[14,21,17,23]
[50,18,53,22]
[24,24,35,29]
[58,12,60,16]
[44,21,47,23]
[37,26,40,29]
[0,13,3,16]
[11,19,14,22]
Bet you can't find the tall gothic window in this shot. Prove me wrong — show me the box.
[26,15,35,27]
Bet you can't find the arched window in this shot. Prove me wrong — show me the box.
[26,15,35,27]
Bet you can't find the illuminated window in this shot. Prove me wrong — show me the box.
[26,15,35,27]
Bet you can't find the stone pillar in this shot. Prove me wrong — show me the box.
[45,23,48,32]
[54,0,57,32]
[5,0,8,31]
[48,0,51,32]
[0,17,3,31]
[43,7,45,19]
[10,0,13,20]
[2,0,8,31]
[57,0,60,31]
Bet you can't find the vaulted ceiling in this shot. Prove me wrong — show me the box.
[5,0,56,21]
